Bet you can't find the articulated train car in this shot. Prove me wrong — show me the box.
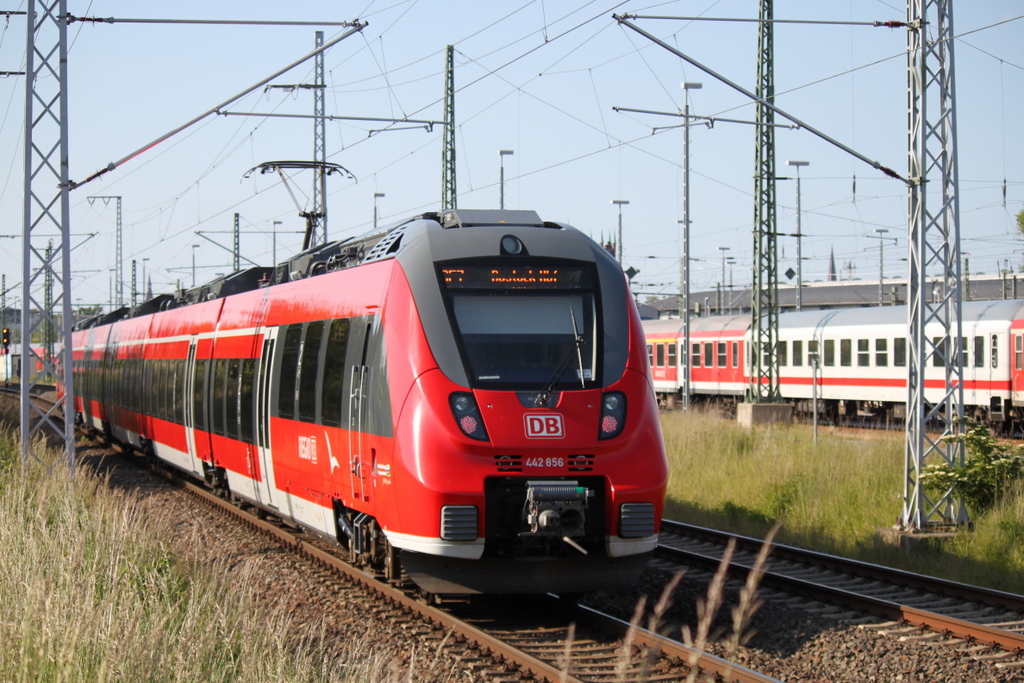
[67,209,668,595]
[644,299,1024,426]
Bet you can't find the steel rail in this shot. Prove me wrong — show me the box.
[658,521,1024,652]
[661,519,1024,612]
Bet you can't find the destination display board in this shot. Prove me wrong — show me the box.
[440,264,592,290]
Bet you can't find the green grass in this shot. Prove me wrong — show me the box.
[661,409,1024,594]
[0,413,441,682]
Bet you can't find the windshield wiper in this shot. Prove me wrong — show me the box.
[535,307,586,408]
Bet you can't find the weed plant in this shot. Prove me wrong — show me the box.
[0,426,445,682]
[661,409,1024,594]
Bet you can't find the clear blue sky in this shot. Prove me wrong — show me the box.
[0,0,1021,310]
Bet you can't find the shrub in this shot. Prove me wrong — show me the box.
[921,419,1024,513]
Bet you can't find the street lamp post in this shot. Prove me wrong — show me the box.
[875,228,890,306]
[373,192,385,230]
[272,221,282,266]
[499,150,514,210]
[718,246,730,314]
[142,258,150,300]
[612,200,629,266]
[680,81,701,412]
[787,160,809,311]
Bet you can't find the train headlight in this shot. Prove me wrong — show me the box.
[450,392,489,441]
[598,391,626,440]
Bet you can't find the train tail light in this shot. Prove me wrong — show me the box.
[450,392,489,441]
[598,391,626,440]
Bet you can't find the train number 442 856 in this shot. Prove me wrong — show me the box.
[525,457,564,468]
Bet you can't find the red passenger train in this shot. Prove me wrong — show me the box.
[67,209,668,595]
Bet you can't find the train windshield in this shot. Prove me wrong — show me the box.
[440,263,599,390]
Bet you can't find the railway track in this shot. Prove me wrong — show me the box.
[656,520,1024,671]
[150,459,780,683]
[9,387,1023,679]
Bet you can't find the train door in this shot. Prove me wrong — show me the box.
[348,320,372,504]
[182,339,205,476]
[1013,333,1024,405]
[254,330,279,509]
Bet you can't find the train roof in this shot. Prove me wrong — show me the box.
[643,314,750,336]
[72,209,580,332]
[641,299,1024,338]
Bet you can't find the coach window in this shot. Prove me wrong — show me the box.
[777,340,788,367]
[647,344,653,367]
[792,340,803,367]
[840,339,852,367]
[212,359,227,436]
[973,336,984,368]
[717,342,727,367]
[277,324,303,420]
[875,339,888,367]
[808,340,819,365]
[857,340,870,367]
[932,336,946,368]
[668,342,677,368]
[239,359,256,444]
[298,321,325,423]
[991,335,998,369]
[704,342,714,368]
[960,337,969,369]
[732,341,739,368]
[193,359,207,432]
[321,318,352,428]
[894,337,907,367]
[656,343,665,368]
[1016,335,1023,371]
[225,359,240,440]
[823,339,835,367]
[691,343,701,368]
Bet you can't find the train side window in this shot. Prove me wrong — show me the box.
[668,343,677,368]
[894,337,907,367]
[960,337,969,369]
[239,359,256,444]
[732,341,739,367]
[277,324,303,420]
[212,359,227,436]
[1016,335,1023,371]
[932,336,946,368]
[973,336,983,368]
[792,340,803,367]
[656,343,665,368]
[193,359,207,432]
[692,343,701,368]
[875,339,888,367]
[823,339,835,367]
[298,321,325,423]
[808,340,818,365]
[857,340,870,367]
[777,341,787,366]
[840,339,852,367]
[991,335,998,369]
[717,342,727,367]
[704,342,714,367]
[225,359,240,440]
[321,319,352,428]
[647,344,653,367]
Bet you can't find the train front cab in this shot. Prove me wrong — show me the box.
[386,214,668,594]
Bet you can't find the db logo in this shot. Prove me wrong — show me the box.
[525,414,565,439]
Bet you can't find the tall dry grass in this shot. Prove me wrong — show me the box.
[0,420,442,682]
[661,408,1024,594]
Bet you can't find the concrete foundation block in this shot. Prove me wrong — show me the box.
[737,402,793,427]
